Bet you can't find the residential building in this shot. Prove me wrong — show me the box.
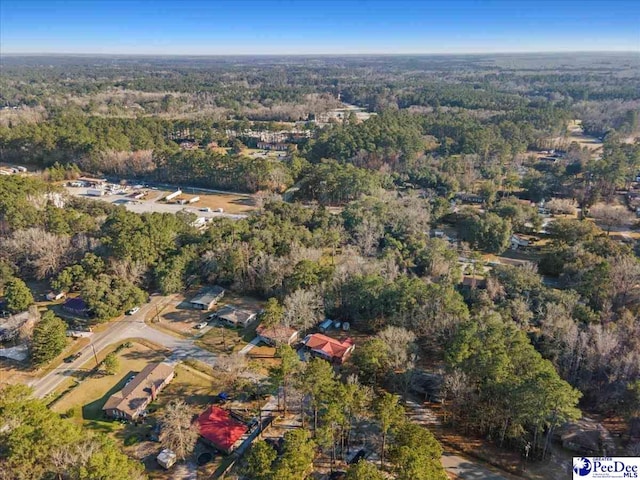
[510,234,530,250]
[102,362,174,421]
[256,323,299,346]
[302,333,355,364]
[62,297,89,316]
[0,311,31,342]
[190,286,225,310]
[197,406,248,454]
[214,305,257,328]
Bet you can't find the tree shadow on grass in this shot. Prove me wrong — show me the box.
[81,370,137,432]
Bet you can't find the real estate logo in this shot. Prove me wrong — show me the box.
[573,457,640,479]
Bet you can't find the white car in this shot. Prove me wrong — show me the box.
[195,322,208,330]
[126,306,140,315]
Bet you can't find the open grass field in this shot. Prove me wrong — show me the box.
[195,324,255,355]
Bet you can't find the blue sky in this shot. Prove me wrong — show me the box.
[1,0,639,54]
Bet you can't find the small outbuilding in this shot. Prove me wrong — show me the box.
[46,291,67,301]
[318,318,333,333]
[190,287,225,310]
[156,448,177,469]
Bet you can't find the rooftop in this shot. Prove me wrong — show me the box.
[197,406,248,452]
[103,362,174,417]
[216,305,257,324]
[256,323,298,343]
[303,333,354,360]
[190,286,225,305]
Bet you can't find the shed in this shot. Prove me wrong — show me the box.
[318,318,333,333]
[46,291,66,301]
[157,449,177,469]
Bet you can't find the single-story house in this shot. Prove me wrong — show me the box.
[510,234,530,250]
[461,276,487,289]
[46,291,66,301]
[256,323,299,346]
[190,286,225,310]
[302,333,355,364]
[62,297,89,316]
[102,362,174,421]
[455,192,484,204]
[0,311,31,342]
[197,406,248,454]
[214,306,257,328]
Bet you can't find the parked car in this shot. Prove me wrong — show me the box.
[124,374,136,385]
[64,352,82,363]
[126,306,140,315]
[199,207,211,212]
[194,322,208,329]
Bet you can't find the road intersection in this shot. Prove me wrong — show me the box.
[29,295,217,398]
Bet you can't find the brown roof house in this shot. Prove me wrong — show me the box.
[256,323,299,346]
[103,362,174,421]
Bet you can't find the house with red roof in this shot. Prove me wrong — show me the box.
[197,406,248,454]
[302,333,355,364]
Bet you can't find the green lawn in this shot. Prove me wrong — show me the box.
[50,341,167,432]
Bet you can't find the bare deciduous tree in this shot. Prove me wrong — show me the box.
[1,228,73,280]
[546,198,577,215]
[377,326,416,370]
[159,400,200,461]
[609,255,640,310]
[354,217,383,257]
[589,204,633,234]
[283,288,324,331]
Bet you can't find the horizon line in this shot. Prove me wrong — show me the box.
[2,50,639,57]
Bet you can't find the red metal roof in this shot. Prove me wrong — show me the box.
[303,333,354,361]
[197,406,247,452]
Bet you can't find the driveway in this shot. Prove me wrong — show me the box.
[442,451,512,480]
[404,399,513,480]
[29,295,218,399]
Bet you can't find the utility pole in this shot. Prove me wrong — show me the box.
[91,344,99,367]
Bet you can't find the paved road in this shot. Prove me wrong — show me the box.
[29,296,217,399]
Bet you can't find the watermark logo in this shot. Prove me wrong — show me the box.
[574,458,593,477]
[572,457,639,479]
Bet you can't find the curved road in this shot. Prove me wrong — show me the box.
[29,296,217,398]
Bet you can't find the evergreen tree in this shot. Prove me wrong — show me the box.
[4,277,34,313]
[31,311,67,365]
